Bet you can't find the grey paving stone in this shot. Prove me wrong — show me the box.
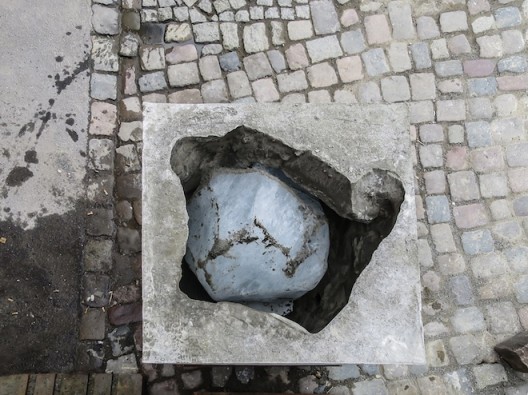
[501,30,525,54]
[308,89,331,102]
[498,55,528,73]
[285,43,309,70]
[438,253,466,275]
[417,239,434,268]
[243,23,269,53]
[91,73,117,100]
[419,144,443,168]
[490,117,524,144]
[426,195,451,223]
[486,301,521,334]
[267,50,286,73]
[167,62,200,87]
[92,4,120,35]
[494,6,522,28]
[140,46,166,71]
[473,364,507,389]
[281,93,306,103]
[243,52,273,81]
[494,94,518,116]
[277,70,308,93]
[448,126,465,144]
[252,78,279,102]
[444,369,474,394]
[193,22,220,43]
[220,23,239,50]
[166,45,198,65]
[426,340,449,367]
[410,73,436,100]
[452,306,486,333]
[430,38,449,60]
[409,101,434,123]
[410,42,431,69]
[480,172,509,198]
[328,386,350,395]
[226,71,251,99]
[92,36,119,72]
[440,11,468,32]
[83,273,111,307]
[504,246,528,273]
[431,224,457,253]
[506,143,528,166]
[472,15,495,34]
[80,308,106,340]
[340,9,358,28]
[513,196,528,216]
[336,56,363,82]
[138,71,167,92]
[449,275,474,306]
[417,16,440,40]
[199,56,222,81]
[352,379,388,395]
[287,20,313,40]
[84,239,113,272]
[327,365,360,381]
[448,35,471,56]
[468,97,494,120]
[509,168,528,193]
[361,48,390,77]
[307,62,338,88]
[417,375,447,394]
[120,33,140,57]
[306,35,343,63]
[340,29,366,55]
[388,1,415,40]
[506,384,528,395]
[461,229,494,255]
[310,0,340,35]
[468,77,497,96]
[515,275,528,302]
[387,42,411,73]
[364,14,391,45]
[270,21,286,46]
[434,60,463,77]
[437,99,466,121]
[424,170,446,194]
[380,76,410,103]
[219,51,240,72]
[333,89,357,103]
[201,79,229,102]
[477,35,503,58]
[357,81,381,104]
[466,121,492,147]
[470,146,505,173]
[168,89,203,104]
[449,333,492,365]
[454,203,489,228]
[141,9,158,23]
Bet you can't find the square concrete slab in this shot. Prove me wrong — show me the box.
[142,103,425,365]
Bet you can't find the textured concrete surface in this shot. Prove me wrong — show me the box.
[142,103,423,365]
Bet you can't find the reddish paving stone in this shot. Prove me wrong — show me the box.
[446,147,469,170]
[497,75,528,91]
[108,302,142,326]
[463,59,496,77]
[470,146,505,173]
[454,204,489,229]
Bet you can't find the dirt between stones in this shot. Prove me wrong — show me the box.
[0,206,84,374]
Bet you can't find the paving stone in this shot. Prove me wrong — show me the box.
[417,239,434,268]
[123,0,141,7]
[80,309,106,340]
[474,364,508,389]
[410,73,435,101]
[450,333,495,365]
[90,102,117,137]
[276,70,307,93]
[307,62,338,88]
[466,121,491,148]
[506,384,528,395]
[201,79,229,102]
[468,97,494,120]
[494,94,518,116]
[437,99,466,121]
[462,229,494,256]
[328,386,350,395]
[119,96,142,122]
[513,196,528,217]
[445,369,475,394]
[364,14,391,45]
[361,48,390,77]
[340,29,366,56]
[448,171,480,201]
[310,0,339,35]
[84,239,112,272]
[281,7,295,20]
[166,45,198,65]
[182,370,203,389]
[142,93,166,103]
[281,93,306,103]
[501,30,525,54]
[140,9,158,23]
[383,364,409,380]
[199,56,222,81]
[83,273,110,307]
[417,375,447,394]
[426,339,449,367]
[217,52,240,73]
[218,23,238,50]
[497,74,528,91]
[120,33,140,58]
[193,22,220,43]
[419,144,443,168]
[388,42,412,72]
[267,50,286,73]
[494,220,523,244]
[88,139,114,172]
[91,73,117,101]
[494,6,522,28]
[449,275,475,306]
[226,71,252,98]
[424,170,446,194]
[92,37,119,72]
[295,5,310,19]
[472,15,495,34]
[454,203,488,229]
[340,9,358,27]
[298,375,318,393]
[352,379,388,394]
[306,35,343,63]
[430,38,449,60]
[515,275,528,302]
[448,34,472,56]
[498,55,528,73]
[380,76,410,103]
[486,301,522,335]
[506,143,528,167]
[448,126,466,145]
[252,78,279,102]
[509,168,528,193]
[471,252,508,279]
[164,23,191,43]
[438,253,466,275]
[327,365,360,381]
[468,77,497,97]
[189,8,207,23]
[388,1,415,40]
[243,52,273,80]
[173,6,189,21]
[409,101,434,124]
[243,23,269,53]
[480,172,509,198]
[357,81,381,104]
[270,21,286,46]
[138,71,167,93]
[287,20,313,40]
[440,11,468,33]
[417,16,439,40]
[452,306,486,333]
[463,59,496,78]
[431,224,457,253]
[470,146,505,173]
[468,0,490,14]
[426,195,450,224]
[410,42,431,70]
[336,56,363,83]
[116,144,141,173]
[477,35,503,58]
[333,89,357,103]
[435,60,463,77]
[92,4,120,35]
[105,355,138,374]
[167,62,200,87]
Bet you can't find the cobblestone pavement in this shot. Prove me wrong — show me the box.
[82,0,528,393]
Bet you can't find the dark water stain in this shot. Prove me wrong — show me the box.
[36,111,52,138]
[54,57,90,94]
[6,167,33,187]
[66,128,78,142]
[48,99,55,106]
[0,206,83,374]
[65,31,71,36]
[2,149,10,159]
[66,117,75,126]
[55,56,64,62]
[18,120,36,137]
[24,150,38,164]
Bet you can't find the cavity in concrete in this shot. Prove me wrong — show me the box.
[142,103,424,365]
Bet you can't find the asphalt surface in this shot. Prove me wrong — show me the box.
[0,0,91,373]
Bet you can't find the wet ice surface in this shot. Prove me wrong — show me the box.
[185,167,330,313]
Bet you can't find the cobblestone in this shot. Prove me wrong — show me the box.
[340,29,366,55]
[473,364,508,389]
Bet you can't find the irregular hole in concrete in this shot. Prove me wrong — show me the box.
[171,126,404,333]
